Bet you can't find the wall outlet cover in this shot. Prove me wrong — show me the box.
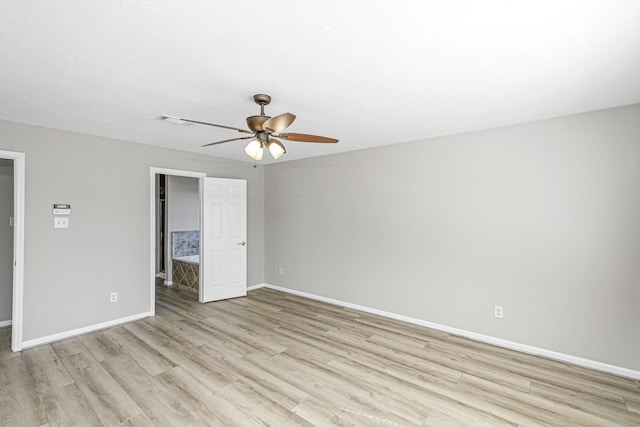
[53,217,69,228]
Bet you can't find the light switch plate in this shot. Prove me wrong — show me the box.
[54,217,69,228]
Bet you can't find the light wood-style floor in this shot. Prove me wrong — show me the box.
[1,285,639,426]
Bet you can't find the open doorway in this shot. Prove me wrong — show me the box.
[149,168,248,313]
[156,174,201,294]
[149,168,206,315]
[0,150,25,352]
[155,174,166,281]
[0,159,13,330]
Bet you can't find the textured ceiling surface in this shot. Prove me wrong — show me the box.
[1,1,639,163]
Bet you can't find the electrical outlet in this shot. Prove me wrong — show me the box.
[494,305,504,319]
[53,217,69,228]
[278,267,284,276]
[110,292,118,303]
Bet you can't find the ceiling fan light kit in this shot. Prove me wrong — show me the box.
[167,94,338,161]
[244,139,264,161]
[266,138,286,159]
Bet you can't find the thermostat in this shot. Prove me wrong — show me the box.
[53,203,71,215]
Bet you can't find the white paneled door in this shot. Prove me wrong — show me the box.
[201,177,247,302]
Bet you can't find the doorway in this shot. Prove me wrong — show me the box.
[0,150,25,352]
[159,174,201,293]
[155,174,166,280]
[149,168,249,312]
[0,160,13,329]
[149,168,206,315]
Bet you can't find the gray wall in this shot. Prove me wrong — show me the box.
[0,164,13,323]
[167,175,199,233]
[265,104,640,371]
[0,119,265,341]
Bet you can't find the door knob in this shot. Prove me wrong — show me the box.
[237,241,246,246]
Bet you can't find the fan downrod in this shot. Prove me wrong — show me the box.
[248,94,273,131]
[254,94,271,116]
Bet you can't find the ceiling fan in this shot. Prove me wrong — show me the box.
[163,94,338,161]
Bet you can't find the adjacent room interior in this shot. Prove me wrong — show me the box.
[157,174,201,295]
[0,159,13,330]
[0,1,639,425]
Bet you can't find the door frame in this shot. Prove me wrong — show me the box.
[0,150,25,352]
[149,167,206,314]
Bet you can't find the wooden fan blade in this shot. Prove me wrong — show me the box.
[181,118,254,134]
[263,113,296,133]
[202,136,254,147]
[276,133,338,143]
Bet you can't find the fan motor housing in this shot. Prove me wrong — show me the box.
[246,115,270,132]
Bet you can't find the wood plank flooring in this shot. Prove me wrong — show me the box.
[1,285,639,426]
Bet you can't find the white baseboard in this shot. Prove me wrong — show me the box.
[163,280,173,286]
[247,283,268,291]
[21,312,152,350]
[0,320,11,328]
[156,272,166,279]
[251,284,640,380]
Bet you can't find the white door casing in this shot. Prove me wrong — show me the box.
[200,177,247,302]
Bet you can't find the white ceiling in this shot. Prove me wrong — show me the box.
[1,1,639,164]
